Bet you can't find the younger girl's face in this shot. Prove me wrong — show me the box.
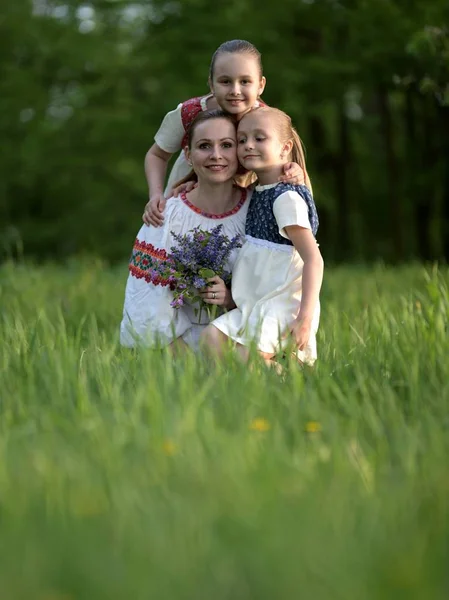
[210,53,266,118]
[237,112,290,173]
[186,118,238,183]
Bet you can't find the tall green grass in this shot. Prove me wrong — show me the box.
[0,260,448,599]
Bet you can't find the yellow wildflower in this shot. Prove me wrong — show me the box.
[249,418,271,432]
[305,421,322,433]
[162,439,177,456]
[415,300,422,310]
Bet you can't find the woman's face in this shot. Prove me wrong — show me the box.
[209,53,266,117]
[186,118,238,183]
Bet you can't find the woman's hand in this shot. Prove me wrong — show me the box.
[278,162,305,185]
[172,181,198,197]
[143,194,166,227]
[200,276,235,310]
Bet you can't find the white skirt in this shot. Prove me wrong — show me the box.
[212,235,320,365]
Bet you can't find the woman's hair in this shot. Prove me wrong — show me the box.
[172,110,237,188]
[243,106,312,191]
[186,109,236,148]
[209,39,263,80]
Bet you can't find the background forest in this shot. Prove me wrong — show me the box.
[1,0,448,265]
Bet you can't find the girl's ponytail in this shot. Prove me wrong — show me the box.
[290,127,312,193]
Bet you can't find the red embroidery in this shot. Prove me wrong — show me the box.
[180,97,204,150]
[129,264,171,286]
[129,238,171,286]
[133,239,168,260]
[180,188,247,219]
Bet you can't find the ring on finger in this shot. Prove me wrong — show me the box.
[212,292,216,299]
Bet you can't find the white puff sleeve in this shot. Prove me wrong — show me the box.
[154,103,184,154]
[272,191,311,240]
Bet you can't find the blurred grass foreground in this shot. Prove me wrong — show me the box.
[1,260,449,598]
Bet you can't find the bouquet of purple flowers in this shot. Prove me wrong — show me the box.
[153,225,243,312]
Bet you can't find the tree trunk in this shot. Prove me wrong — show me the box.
[335,99,350,261]
[439,104,449,261]
[418,95,438,261]
[307,115,331,255]
[404,87,417,258]
[378,85,402,261]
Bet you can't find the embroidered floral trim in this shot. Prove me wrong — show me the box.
[129,239,172,286]
[245,235,294,253]
[180,188,247,219]
[180,97,205,149]
[133,239,168,260]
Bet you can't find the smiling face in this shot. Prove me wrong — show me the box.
[237,111,292,178]
[185,117,238,184]
[209,52,266,117]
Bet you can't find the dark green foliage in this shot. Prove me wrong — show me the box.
[1,0,448,263]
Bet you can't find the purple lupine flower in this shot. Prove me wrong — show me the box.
[149,225,243,309]
[170,295,185,308]
[192,276,206,289]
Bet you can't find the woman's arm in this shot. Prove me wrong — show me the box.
[284,226,324,350]
[143,143,173,226]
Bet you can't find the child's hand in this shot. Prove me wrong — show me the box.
[278,162,305,185]
[284,316,312,351]
[143,194,166,227]
[200,276,235,309]
[172,181,198,197]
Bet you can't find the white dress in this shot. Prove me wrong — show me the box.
[120,188,250,350]
[212,183,320,365]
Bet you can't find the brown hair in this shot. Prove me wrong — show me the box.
[241,106,312,191]
[172,110,237,188]
[209,39,263,81]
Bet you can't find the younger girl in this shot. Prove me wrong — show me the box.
[143,39,307,227]
[201,107,324,366]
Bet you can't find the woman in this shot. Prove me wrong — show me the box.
[120,110,250,351]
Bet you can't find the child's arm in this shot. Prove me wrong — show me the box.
[284,226,324,350]
[279,163,305,185]
[238,164,306,190]
[143,102,185,226]
[143,143,173,226]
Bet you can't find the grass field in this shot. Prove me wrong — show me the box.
[1,260,448,599]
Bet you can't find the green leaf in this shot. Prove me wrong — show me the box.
[199,268,216,279]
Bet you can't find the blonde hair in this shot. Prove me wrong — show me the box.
[243,106,313,192]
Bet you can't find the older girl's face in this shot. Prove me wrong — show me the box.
[186,118,238,183]
[209,53,266,118]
